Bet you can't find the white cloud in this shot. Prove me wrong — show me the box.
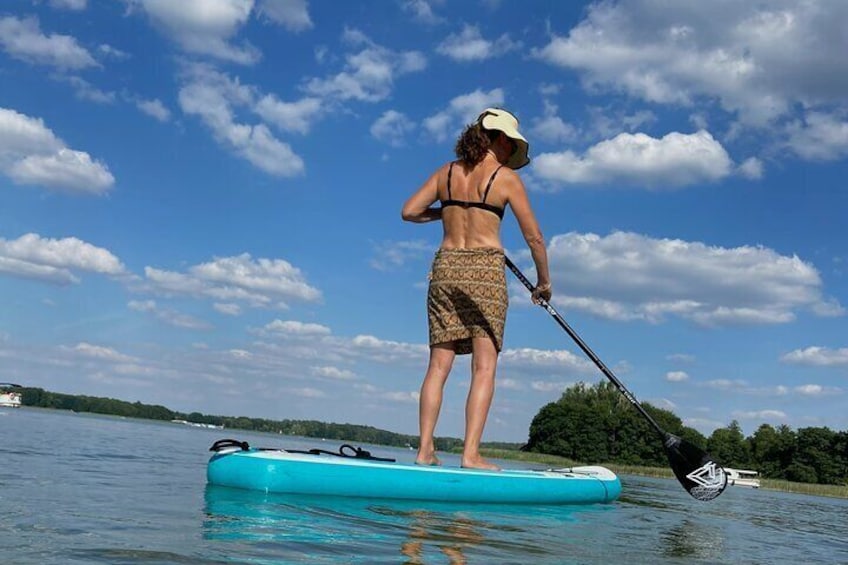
[128,300,213,330]
[535,231,843,326]
[423,88,505,142]
[531,115,578,145]
[370,110,415,147]
[733,409,788,421]
[369,239,434,271]
[701,379,768,396]
[253,94,323,134]
[530,380,573,393]
[64,76,116,104]
[213,303,242,316]
[0,107,114,194]
[530,96,578,144]
[498,378,523,391]
[534,1,848,128]
[684,416,728,433]
[287,386,327,398]
[62,342,136,363]
[311,366,356,380]
[351,335,429,363]
[135,98,171,122]
[262,319,331,336]
[0,15,97,69]
[9,149,115,192]
[256,0,313,32]
[50,0,88,9]
[654,398,677,410]
[701,379,836,399]
[737,157,764,179]
[178,66,306,176]
[130,0,259,64]
[533,130,733,189]
[0,107,62,154]
[141,253,321,309]
[402,0,444,25]
[585,106,658,140]
[228,348,251,359]
[666,371,689,382]
[794,384,841,396]
[98,44,129,59]
[381,390,419,403]
[781,346,848,367]
[0,233,125,285]
[500,348,595,373]
[436,25,519,62]
[667,353,695,363]
[304,29,426,102]
[785,112,848,161]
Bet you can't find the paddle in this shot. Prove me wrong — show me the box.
[505,256,727,502]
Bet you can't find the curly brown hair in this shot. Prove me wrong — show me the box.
[454,123,500,165]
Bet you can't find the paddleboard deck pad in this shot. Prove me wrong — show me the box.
[207,439,621,505]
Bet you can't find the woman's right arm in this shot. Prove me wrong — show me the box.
[505,174,552,302]
[402,167,443,223]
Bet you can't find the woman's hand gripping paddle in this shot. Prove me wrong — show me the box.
[505,256,727,501]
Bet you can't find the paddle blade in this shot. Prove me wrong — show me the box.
[664,434,727,501]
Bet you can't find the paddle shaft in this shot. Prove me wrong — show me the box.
[504,256,667,441]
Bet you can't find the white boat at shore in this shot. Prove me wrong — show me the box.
[725,468,760,488]
[172,419,224,430]
[0,383,23,408]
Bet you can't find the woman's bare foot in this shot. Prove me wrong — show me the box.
[460,455,500,471]
[415,452,442,466]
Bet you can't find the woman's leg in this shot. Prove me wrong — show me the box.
[416,343,455,465]
[461,337,500,470]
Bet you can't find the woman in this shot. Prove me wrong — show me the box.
[401,108,551,470]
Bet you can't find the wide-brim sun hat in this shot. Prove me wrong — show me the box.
[477,108,530,170]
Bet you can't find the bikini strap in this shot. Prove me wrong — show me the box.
[446,162,454,200]
[482,165,504,203]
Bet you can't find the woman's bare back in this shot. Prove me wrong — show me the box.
[437,158,513,249]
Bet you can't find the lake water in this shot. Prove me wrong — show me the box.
[1,408,847,564]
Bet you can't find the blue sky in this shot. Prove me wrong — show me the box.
[1,0,846,443]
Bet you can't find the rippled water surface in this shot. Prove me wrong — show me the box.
[1,408,846,564]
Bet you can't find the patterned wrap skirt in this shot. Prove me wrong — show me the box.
[427,248,508,355]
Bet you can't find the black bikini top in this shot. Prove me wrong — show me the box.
[440,162,505,219]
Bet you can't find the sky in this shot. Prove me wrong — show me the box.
[1,0,846,444]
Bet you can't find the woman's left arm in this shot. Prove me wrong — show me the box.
[401,167,443,223]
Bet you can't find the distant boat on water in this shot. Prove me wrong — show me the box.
[171,418,224,430]
[725,467,761,488]
[0,383,23,408]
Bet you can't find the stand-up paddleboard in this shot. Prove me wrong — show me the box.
[207,440,621,505]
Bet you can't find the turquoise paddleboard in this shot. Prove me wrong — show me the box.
[207,440,621,505]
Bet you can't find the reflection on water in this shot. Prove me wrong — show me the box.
[659,518,725,560]
[202,485,608,563]
[388,508,483,565]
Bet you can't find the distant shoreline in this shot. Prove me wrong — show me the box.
[476,448,848,500]
[14,401,847,499]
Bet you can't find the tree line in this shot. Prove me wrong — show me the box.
[17,387,466,450]
[18,384,847,485]
[524,381,848,486]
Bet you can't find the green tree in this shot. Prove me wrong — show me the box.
[795,427,842,485]
[836,431,848,485]
[707,421,751,467]
[525,381,698,466]
[749,423,795,479]
[785,462,818,483]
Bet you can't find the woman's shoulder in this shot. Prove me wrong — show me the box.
[423,161,456,183]
[492,164,521,186]
[435,160,459,175]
